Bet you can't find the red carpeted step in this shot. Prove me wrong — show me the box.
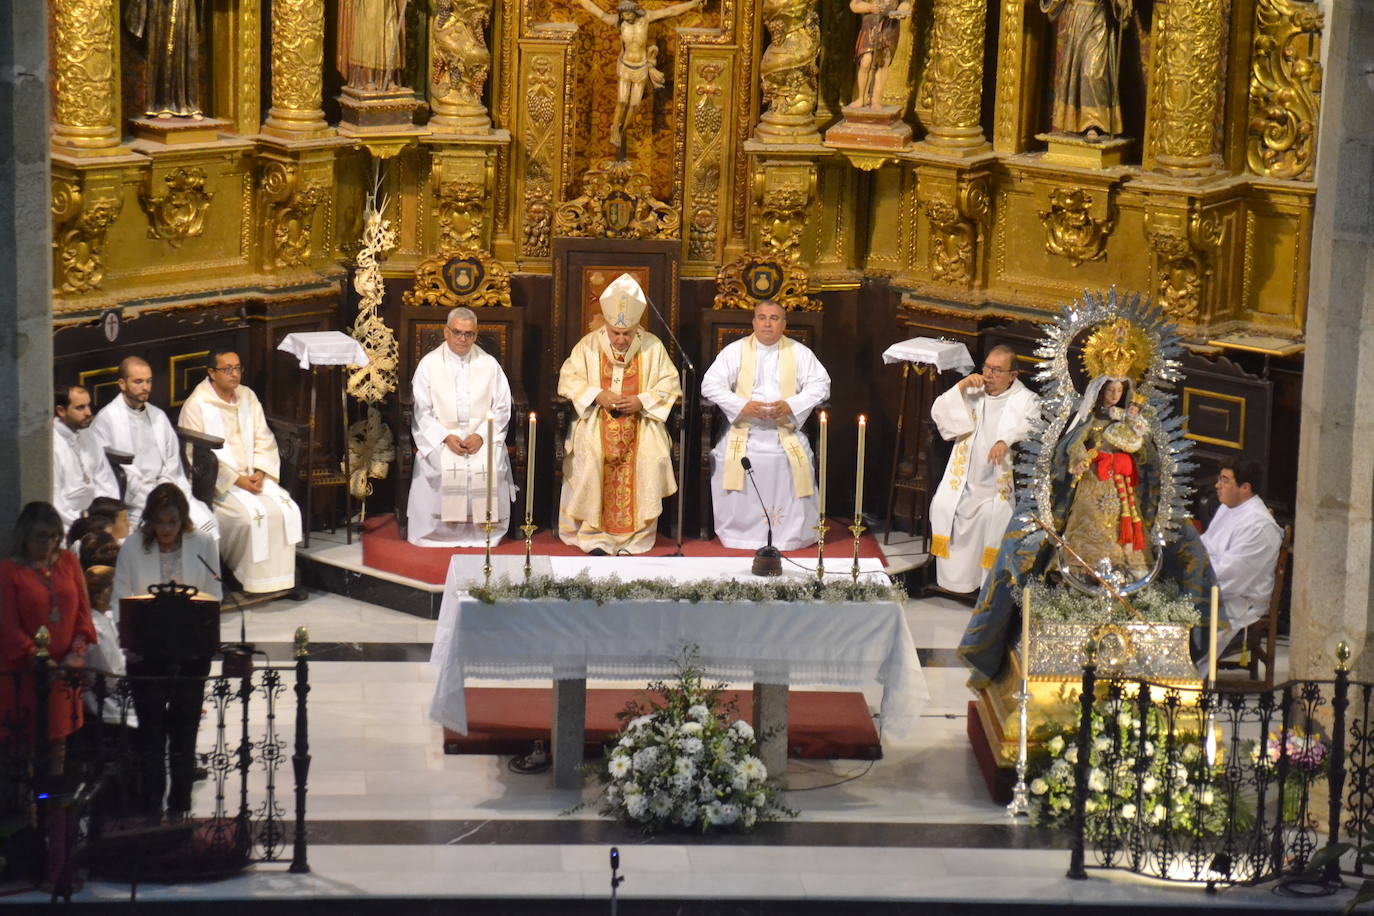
[361,513,887,585]
[442,687,882,760]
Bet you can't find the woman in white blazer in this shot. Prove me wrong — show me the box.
[112,483,222,823]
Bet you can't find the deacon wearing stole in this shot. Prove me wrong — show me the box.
[178,348,303,594]
[701,300,831,551]
[90,357,219,540]
[558,274,681,555]
[407,307,515,546]
[929,345,1040,593]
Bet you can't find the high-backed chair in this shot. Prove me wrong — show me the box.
[1218,523,1293,689]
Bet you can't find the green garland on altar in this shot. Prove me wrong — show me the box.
[469,571,904,605]
[1024,579,1199,626]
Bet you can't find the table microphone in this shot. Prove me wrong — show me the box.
[201,554,255,679]
[740,457,782,577]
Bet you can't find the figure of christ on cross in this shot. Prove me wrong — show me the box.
[571,0,705,153]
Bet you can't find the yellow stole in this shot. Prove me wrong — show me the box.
[723,336,814,498]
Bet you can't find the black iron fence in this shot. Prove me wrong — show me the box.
[0,635,312,895]
[1061,654,1369,891]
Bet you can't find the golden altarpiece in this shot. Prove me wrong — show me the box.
[46,0,1322,528]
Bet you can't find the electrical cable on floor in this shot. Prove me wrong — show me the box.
[785,715,884,792]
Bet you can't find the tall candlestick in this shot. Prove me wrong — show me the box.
[1208,585,1219,683]
[818,411,828,519]
[486,414,496,522]
[1022,584,1032,678]
[854,415,866,525]
[525,412,537,522]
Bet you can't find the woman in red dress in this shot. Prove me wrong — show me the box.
[1,501,97,748]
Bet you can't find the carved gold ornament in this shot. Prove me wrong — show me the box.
[922,179,990,285]
[405,249,512,309]
[1144,209,1224,324]
[688,61,726,261]
[521,55,558,257]
[555,158,681,239]
[1081,317,1154,382]
[755,0,821,141]
[140,167,213,247]
[430,0,494,132]
[347,203,400,405]
[713,253,819,312]
[1247,0,1323,181]
[919,0,988,146]
[1148,0,1225,172]
[1039,187,1112,266]
[51,0,117,145]
[757,184,809,263]
[51,179,122,294]
[259,161,326,270]
[436,179,486,251]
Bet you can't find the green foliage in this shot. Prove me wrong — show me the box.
[472,571,904,606]
[1026,579,1199,626]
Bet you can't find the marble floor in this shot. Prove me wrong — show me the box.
[4,530,1337,912]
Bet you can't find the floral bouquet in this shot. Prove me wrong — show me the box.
[1248,726,1330,826]
[596,649,794,833]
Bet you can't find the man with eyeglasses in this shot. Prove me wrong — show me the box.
[179,346,304,597]
[929,344,1040,595]
[407,307,515,546]
[52,384,121,531]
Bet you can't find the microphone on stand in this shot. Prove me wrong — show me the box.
[741,457,782,577]
[201,555,255,679]
[640,290,695,558]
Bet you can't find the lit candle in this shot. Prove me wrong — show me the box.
[1022,584,1032,679]
[818,411,828,519]
[854,415,866,525]
[486,413,496,525]
[525,412,537,523]
[1208,585,1219,683]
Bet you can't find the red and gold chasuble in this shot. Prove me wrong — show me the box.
[599,351,641,535]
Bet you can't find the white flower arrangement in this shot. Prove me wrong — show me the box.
[593,648,794,833]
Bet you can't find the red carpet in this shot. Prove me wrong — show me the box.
[361,514,887,585]
[444,687,882,760]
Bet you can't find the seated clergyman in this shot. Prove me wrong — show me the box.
[700,300,831,551]
[557,274,681,555]
[407,307,515,546]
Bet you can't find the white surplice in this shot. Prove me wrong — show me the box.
[90,396,219,541]
[407,343,514,547]
[51,417,120,532]
[701,335,831,551]
[928,379,1040,593]
[177,379,302,593]
[1202,495,1284,630]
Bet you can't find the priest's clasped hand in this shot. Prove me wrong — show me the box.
[740,400,791,421]
[596,391,643,416]
[444,432,484,456]
[235,470,267,494]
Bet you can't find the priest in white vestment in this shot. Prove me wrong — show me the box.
[701,300,831,551]
[90,357,218,542]
[53,384,121,532]
[558,274,681,555]
[177,348,304,595]
[929,345,1040,593]
[407,307,515,546]
[1202,459,1284,632]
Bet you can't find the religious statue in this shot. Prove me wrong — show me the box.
[757,0,821,135]
[1040,0,1132,137]
[124,0,204,118]
[848,0,912,111]
[338,0,409,90]
[571,0,705,150]
[431,0,492,121]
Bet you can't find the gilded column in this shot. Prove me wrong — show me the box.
[754,0,821,143]
[263,0,330,138]
[1144,0,1227,174]
[430,0,495,134]
[50,0,119,153]
[918,0,991,153]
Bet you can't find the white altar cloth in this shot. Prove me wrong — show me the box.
[428,556,928,740]
[881,337,974,373]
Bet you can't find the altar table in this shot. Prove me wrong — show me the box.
[428,556,928,788]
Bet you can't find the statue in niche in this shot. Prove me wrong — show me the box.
[571,0,705,150]
[848,0,911,111]
[338,0,409,90]
[1041,0,1132,138]
[124,0,204,118]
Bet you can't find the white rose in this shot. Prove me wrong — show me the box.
[1088,769,1107,792]
[1094,737,1112,752]
[1030,778,1048,795]
[1121,803,1137,820]
[1141,775,1157,794]
[1047,735,1066,756]
[688,705,711,722]
[1065,746,1079,764]
[680,721,704,736]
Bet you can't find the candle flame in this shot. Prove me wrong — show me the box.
[859,414,867,425]
[529,412,537,421]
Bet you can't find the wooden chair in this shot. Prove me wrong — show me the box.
[1218,523,1293,689]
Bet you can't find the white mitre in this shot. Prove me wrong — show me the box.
[600,274,648,330]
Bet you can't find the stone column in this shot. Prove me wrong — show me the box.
[49,0,119,153]
[263,0,331,138]
[918,0,991,153]
[1290,0,1374,680]
[1143,0,1227,174]
[0,0,55,522]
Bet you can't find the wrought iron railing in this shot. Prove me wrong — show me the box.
[1062,651,1366,892]
[0,628,312,895]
